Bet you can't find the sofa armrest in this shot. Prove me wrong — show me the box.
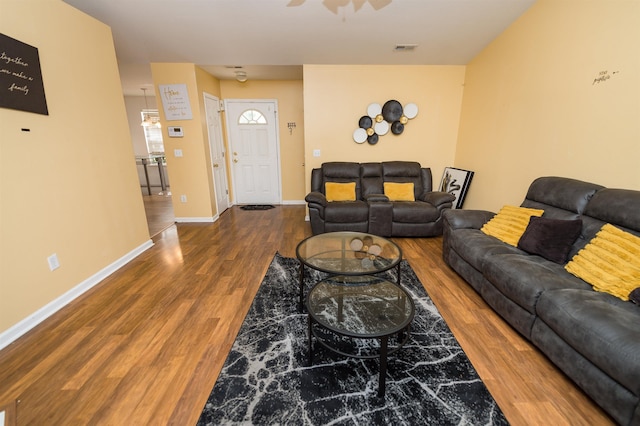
[364,193,390,202]
[422,191,456,207]
[305,191,327,207]
[443,209,495,230]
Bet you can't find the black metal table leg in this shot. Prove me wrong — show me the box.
[378,336,389,397]
[299,261,305,312]
[308,315,314,366]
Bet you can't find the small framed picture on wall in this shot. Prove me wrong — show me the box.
[439,167,474,209]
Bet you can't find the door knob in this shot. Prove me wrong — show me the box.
[233,152,238,156]
[233,159,238,163]
[213,163,219,168]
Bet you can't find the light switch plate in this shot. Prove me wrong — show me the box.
[313,149,321,157]
[174,149,183,157]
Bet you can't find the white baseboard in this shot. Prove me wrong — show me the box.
[174,217,215,223]
[305,215,310,221]
[281,200,306,205]
[0,239,154,351]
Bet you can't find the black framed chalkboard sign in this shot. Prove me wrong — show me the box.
[0,33,48,115]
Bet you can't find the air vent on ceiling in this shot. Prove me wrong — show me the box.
[394,44,418,52]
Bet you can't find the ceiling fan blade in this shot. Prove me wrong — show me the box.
[368,0,392,11]
[286,0,306,6]
[322,0,350,14]
[353,0,366,12]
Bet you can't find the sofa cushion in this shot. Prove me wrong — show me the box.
[481,205,544,246]
[565,223,640,301]
[324,201,369,223]
[448,229,522,271]
[517,217,583,264]
[325,182,356,202]
[483,254,591,315]
[583,188,640,233]
[320,162,362,199]
[536,288,640,396]
[382,161,424,198]
[391,201,439,223]
[384,182,415,201]
[522,176,603,215]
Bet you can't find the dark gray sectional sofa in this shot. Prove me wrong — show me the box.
[442,176,640,425]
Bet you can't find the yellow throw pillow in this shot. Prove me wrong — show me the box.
[480,205,544,246]
[384,182,415,201]
[325,182,356,202]
[565,223,640,301]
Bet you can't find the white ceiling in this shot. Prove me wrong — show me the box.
[62,0,536,96]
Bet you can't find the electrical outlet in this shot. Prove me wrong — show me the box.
[47,253,60,271]
[313,149,321,157]
[180,195,187,203]
[174,149,183,157]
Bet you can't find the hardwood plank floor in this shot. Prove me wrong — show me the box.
[143,194,175,238]
[0,206,613,425]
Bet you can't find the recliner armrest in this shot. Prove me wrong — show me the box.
[305,191,327,207]
[421,191,456,207]
[364,193,389,202]
[443,209,495,230]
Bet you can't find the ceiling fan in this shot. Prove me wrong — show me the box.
[287,0,392,14]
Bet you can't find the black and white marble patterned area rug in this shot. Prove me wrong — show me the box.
[197,253,508,425]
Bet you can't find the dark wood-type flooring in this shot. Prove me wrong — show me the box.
[0,205,613,425]
[143,193,175,238]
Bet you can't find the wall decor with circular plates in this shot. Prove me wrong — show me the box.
[353,100,418,144]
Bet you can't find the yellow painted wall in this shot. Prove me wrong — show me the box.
[303,65,466,193]
[195,66,222,215]
[0,0,150,333]
[220,80,305,202]
[455,0,640,211]
[150,63,217,219]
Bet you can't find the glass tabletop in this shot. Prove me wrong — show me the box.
[296,232,402,275]
[306,276,414,338]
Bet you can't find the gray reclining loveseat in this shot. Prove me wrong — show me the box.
[305,161,455,237]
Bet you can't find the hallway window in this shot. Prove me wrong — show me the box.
[238,109,267,125]
[141,109,164,154]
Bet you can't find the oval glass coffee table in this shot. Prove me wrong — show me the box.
[306,275,415,397]
[296,231,402,310]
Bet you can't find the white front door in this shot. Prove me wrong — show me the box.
[204,93,229,216]
[225,100,281,205]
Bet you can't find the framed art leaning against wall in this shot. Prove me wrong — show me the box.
[439,167,474,209]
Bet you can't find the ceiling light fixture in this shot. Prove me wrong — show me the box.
[235,71,248,83]
[140,88,161,128]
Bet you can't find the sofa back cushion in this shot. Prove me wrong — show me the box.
[521,176,603,219]
[316,162,362,199]
[583,189,640,235]
[360,162,384,197]
[382,161,425,199]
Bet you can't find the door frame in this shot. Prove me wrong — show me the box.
[204,92,230,216]
[223,99,282,205]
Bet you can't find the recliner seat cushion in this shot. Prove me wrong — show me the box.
[324,201,368,223]
[448,229,522,271]
[536,288,640,396]
[391,202,439,223]
[483,254,591,315]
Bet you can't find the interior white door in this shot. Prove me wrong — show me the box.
[204,93,229,216]
[225,100,281,205]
